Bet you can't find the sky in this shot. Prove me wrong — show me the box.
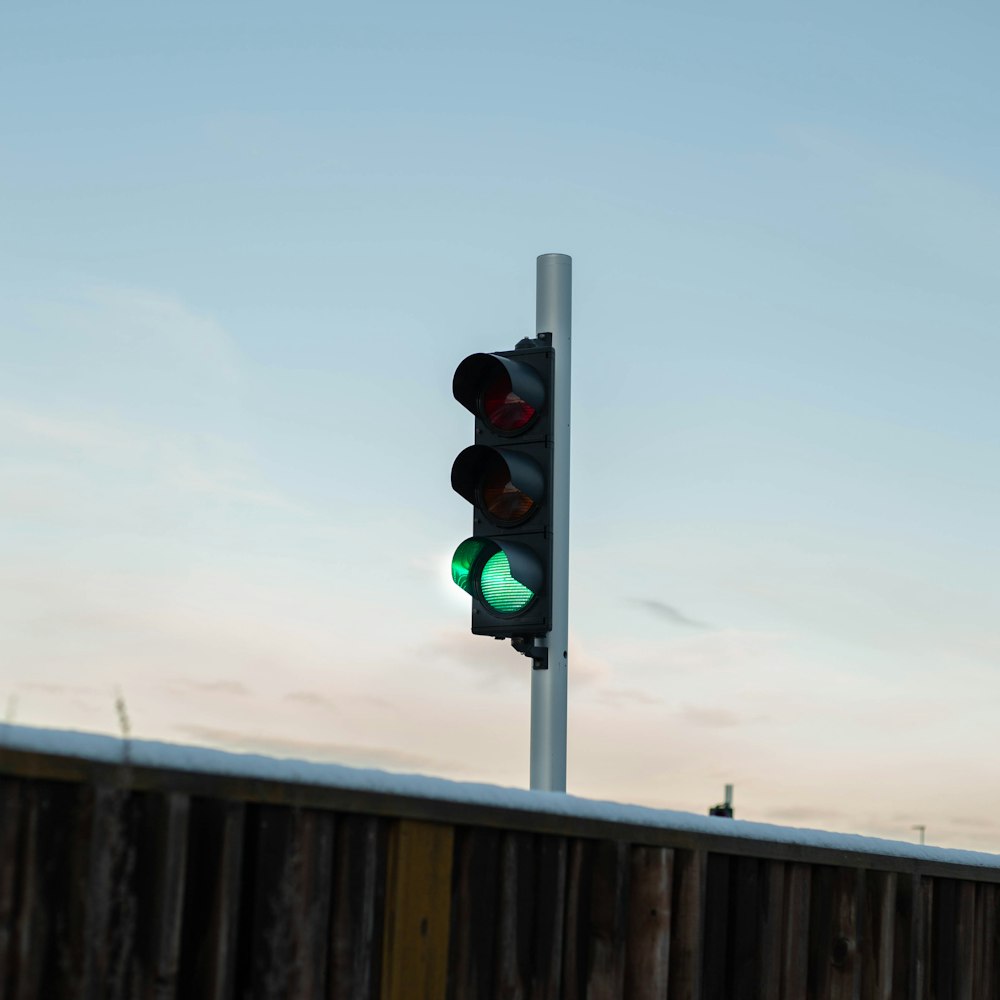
[2,3,999,850]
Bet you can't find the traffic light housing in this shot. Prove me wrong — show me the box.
[451,336,554,640]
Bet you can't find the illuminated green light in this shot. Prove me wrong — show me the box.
[451,538,485,594]
[480,550,534,614]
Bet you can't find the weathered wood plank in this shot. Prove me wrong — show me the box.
[5,781,100,1000]
[830,867,862,1000]
[12,785,42,1000]
[668,848,706,1000]
[56,783,94,998]
[0,780,21,1000]
[973,882,997,999]
[92,785,140,1000]
[809,866,862,1000]
[585,839,629,1000]
[730,856,762,1000]
[563,838,594,1000]
[445,826,499,1000]
[529,833,567,1000]
[701,853,731,1000]
[932,878,957,1000]
[624,845,673,1000]
[861,871,896,1000]
[176,799,245,1000]
[380,819,454,1000]
[808,865,834,1000]
[239,805,335,998]
[212,802,246,1000]
[297,809,336,998]
[239,805,289,998]
[782,862,811,1000]
[911,875,933,1000]
[562,837,630,1000]
[136,792,190,1000]
[759,860,785,1000]
[953,880,975,1000]
[330,813,386,1000]
[889,869,911,1000]
[495,830,534,1000]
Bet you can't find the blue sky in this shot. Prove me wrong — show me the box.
[3,3,999,849]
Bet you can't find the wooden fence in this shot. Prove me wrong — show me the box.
[2,736,999,999]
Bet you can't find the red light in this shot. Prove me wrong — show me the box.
[483,372,535,431]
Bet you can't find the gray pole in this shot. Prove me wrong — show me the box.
[531,253,571,792]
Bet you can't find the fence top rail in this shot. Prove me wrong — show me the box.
[3,722,999,882]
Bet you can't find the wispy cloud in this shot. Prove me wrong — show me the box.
[0,281,305,520]
[598,687,664,709]
[943,816,1000,833]
[162,678,252,698]
[283,689,392,712]
[421,630,527,688]
[677,705,747,728]
[0,403,306,522]
[0,405,134,454]
[64,282,241,382]
[631,599,712,629]
[423,628,612,689]
[17,681,104,696]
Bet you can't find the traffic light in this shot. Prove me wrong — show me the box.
[451,335,553,644]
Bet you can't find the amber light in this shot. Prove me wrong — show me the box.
[481,464,536,524]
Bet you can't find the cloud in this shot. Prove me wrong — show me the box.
[631,599,712,629]
[420,630,528,688]
[677,705,746,728]
[283,689,392,712]
[764,805,847,824]
[0,403,307,547]
[59,282,241,382]
[939,816,1000,833]
[0,281,307,522]
[597,628,789,683]
[163,679,252,698]
[422,627,614,692]
[0,405,134,454]
[17,681,105,696]
[597,687,664,709]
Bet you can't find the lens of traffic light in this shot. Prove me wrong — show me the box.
[482,371,536,431]
[479,550,535,614]
[451,538,485,594]
[480,461,536,525]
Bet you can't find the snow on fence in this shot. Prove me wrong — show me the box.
[2,724,1000,998]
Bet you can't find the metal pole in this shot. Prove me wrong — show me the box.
[531,253,571,792]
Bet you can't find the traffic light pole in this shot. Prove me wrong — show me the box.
[530,253,571,792]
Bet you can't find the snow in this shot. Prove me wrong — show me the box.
[3,721,999,871]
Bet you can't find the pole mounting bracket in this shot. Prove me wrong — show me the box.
[511,636,549,670]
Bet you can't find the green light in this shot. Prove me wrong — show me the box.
[480,550,535,613]
[451,538,485,594]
